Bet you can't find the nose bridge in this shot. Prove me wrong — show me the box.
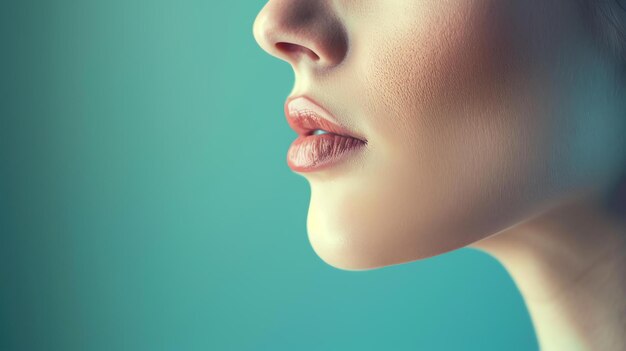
[253,0,348,68]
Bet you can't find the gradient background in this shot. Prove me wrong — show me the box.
[0,1,538,350]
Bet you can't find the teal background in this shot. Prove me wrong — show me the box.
[1,1,538,350]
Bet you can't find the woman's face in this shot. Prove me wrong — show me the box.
[253,0,626,270]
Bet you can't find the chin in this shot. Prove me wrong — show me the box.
[303,181,557,272]
[305,205,465,272]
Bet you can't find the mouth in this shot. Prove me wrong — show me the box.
[284,96,367,173]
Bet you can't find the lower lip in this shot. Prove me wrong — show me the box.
[287,133,366,172]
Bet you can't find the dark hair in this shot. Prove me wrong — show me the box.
[586,0,626,62]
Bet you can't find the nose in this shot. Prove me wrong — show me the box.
[253,0,348,68]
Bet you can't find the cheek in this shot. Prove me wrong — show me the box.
[361,1,554,234]
[307,2,567,270]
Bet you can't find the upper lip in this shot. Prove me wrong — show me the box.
[284,96,366,142]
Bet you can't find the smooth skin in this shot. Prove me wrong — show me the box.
[253,1,626,349]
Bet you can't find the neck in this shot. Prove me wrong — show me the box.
[472,189,626,351]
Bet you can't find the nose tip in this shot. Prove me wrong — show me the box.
[253,0,348,68]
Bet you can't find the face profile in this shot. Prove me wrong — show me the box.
[254,0,626,269]
[254,1,626,349]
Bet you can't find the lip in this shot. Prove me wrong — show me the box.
[284,96,366,172]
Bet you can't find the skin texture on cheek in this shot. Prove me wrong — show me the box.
[306,1,569,270]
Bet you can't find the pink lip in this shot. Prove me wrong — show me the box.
[284,96,366,172]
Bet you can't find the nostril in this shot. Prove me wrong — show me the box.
[275,42,320,61]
